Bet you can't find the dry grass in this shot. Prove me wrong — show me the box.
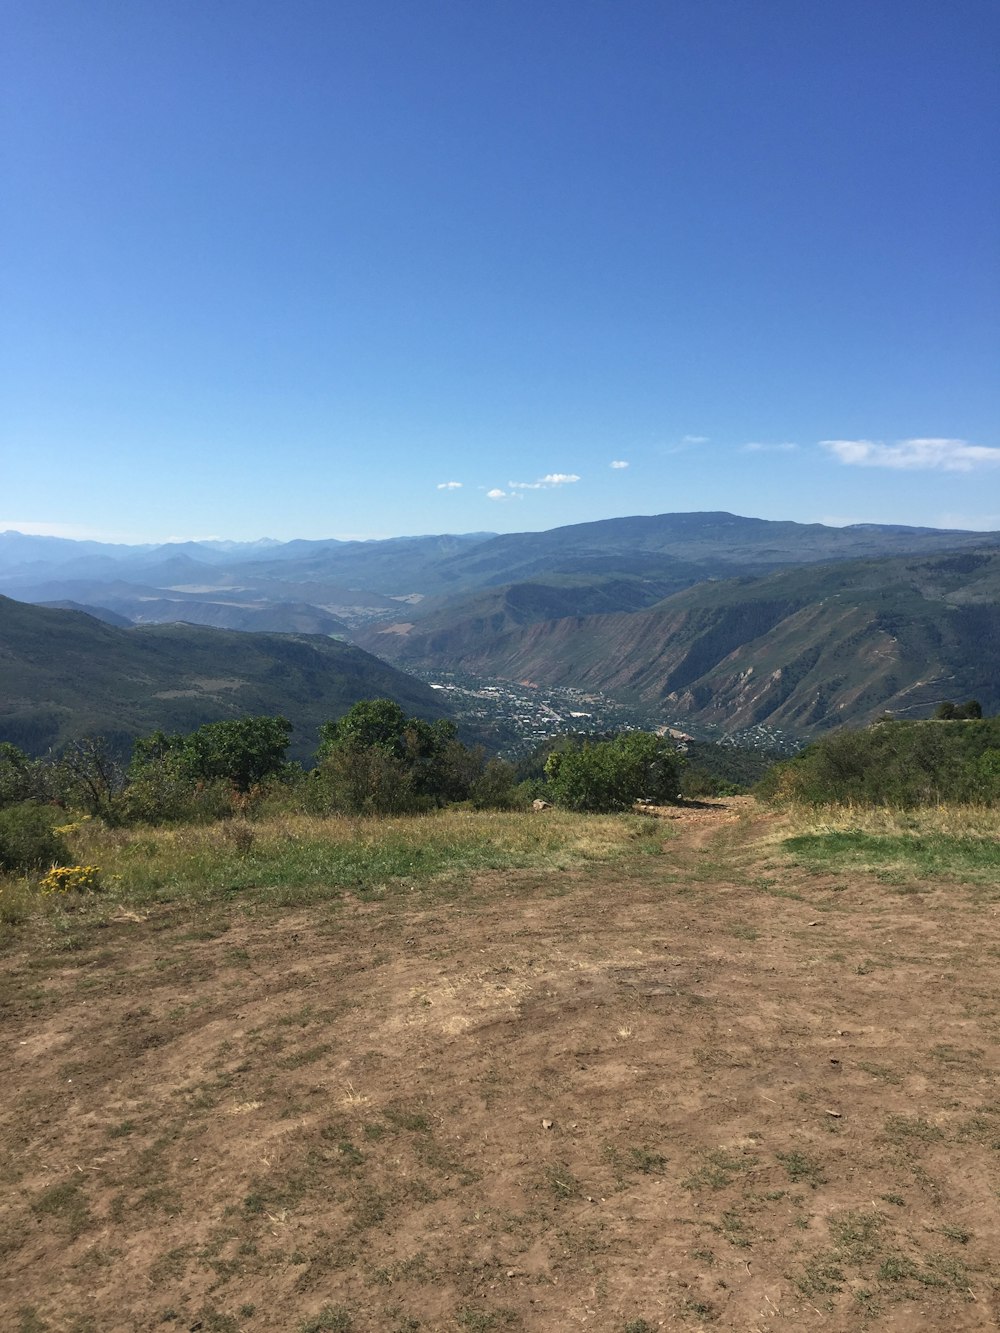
[782,802,1000,839]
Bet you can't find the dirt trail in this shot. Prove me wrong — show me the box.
[2,804,999,1332]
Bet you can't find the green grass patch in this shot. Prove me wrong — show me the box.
[4,808,667,929]
[782,829,1000,884]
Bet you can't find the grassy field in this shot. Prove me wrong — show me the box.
[2,799,999,1331]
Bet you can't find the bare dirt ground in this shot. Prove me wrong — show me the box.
[3,798,999,1332]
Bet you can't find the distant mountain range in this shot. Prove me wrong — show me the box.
[2,513,998,743]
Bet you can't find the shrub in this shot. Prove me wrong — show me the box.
[315,699,487,812]
[0,802,70,873]
[545,732,682,813]
[469,758,526,810]
[759,717,1000,807]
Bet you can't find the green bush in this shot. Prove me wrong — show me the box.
[0,802,70,874]
[545,732,682,813]
[314,699,486,813]
[469,758,527,811]
[759,717,1000,807]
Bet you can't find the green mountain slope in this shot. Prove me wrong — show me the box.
[0,597,452,761]
[364,551,1000,736]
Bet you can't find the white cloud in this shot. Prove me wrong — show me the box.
[487,487,515,501]
[507,473,581,490]
[436,481,463,490]
[821,437,1000,472]
[742,442,798,453]
[610,460,629,469]
[682,435,709,445]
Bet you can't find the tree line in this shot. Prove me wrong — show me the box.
[0,701,685,871]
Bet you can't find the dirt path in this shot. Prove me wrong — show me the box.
[2,803,999,1331]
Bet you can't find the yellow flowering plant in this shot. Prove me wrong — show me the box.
[40,865,102,896]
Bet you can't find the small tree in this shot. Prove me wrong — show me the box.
[545,733,682,813]
[54,737,127,822]
[315,699,484,814]
[179,716,293,793]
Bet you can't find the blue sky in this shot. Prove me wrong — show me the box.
[3,0,998,542]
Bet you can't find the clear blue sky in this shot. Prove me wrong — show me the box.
[3,0,998,542]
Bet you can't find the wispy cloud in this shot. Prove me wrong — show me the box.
[610,459,629,469]
[436,481,463,490]
[664,434,710,455]
[742,441,798,453]
[486,487,520,502]
[821,438,1000,472]
[507,472,581,490]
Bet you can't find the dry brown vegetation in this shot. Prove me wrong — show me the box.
[2,799,999,1331]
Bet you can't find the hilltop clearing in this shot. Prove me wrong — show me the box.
[2,801,998,1330]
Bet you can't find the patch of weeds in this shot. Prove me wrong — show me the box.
[337,1141,365,1169]
[628,1146,667,1174]
[930,1043,982,1066]
[777,1151,826,1188]
[854,1289,881,1317]
[543,1161,581,1200]
[17,1310,51,1333]
[279,1043,332,1070]
[623,1323,655,1333]
[682,1147,757,1191]
[829,1209,884,1263]
[107,1119,136,1139]
[455,1309,520,1331]
[924,1251,972,1289]
[721,1209,752,1249]
[362,1121,386,1140]
[691,1247,715,1265]
[681,1299,717,1320]
[883,1115,944,1144]
[795,1250,845,1296]
[137,1186,183,1216]
[148,1247,191,1284]
[383,1102,431,1132]
[31,1179,92,1238]
[369,1253,435,1287]
[877,1254,920,1284]
[277,1004,315,1028]
[856,1060,902,1084]
[350,1186,388,1231]
[299,1308,353,1333]
[937,1224,970,1244]
[193,1311,238,1333]
[880,1192,906,1207]
[730,924,758,941]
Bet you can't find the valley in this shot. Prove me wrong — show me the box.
[2,514,998,756]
